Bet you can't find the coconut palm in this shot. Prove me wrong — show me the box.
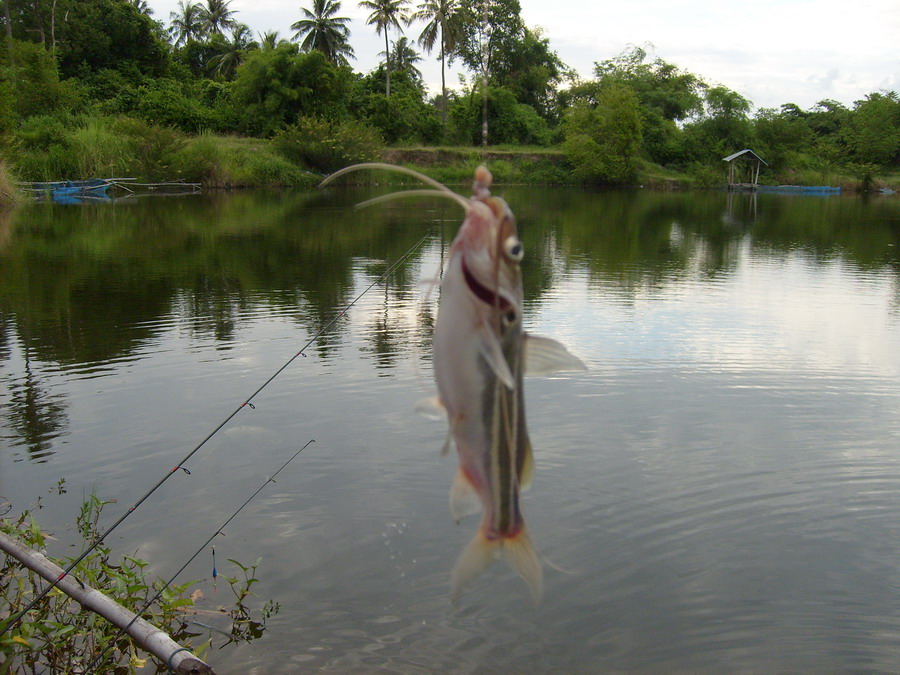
[412,0,462,124]
[359,0,410,97]
[291,0,355,66]
[199,0,237,36]
[169,0,204,46]
[259,30,284,50]
[379,36,422,81]
[209,23,257,80]
[130,0,153,16]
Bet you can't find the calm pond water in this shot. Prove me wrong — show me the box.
[1,185,900,673]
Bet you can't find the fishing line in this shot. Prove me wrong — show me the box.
[79,439,314,674]
[0,230,433,636]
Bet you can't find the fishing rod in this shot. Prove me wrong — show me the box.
[1,230,433,635]
[79,439,314,674]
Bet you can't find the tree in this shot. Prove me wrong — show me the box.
[489,26,564,121]
[199,0,237,37]
[593,45,703,123]
[359,0,410,97]
[412,0,463,125]
[563,83,643,184]
[52,0,170,79]
[291,0,355,66]
[231,44,353,135]
[844,92,900,170]
[169,0,204,46]
[455,0,524,80]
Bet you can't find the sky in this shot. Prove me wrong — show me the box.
[148,0,900,112]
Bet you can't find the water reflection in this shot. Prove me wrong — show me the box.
[1,187,900,672]
[0,189,898,460]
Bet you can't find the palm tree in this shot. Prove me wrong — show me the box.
[199,0,237,36]
[130,0,154,16]
[359,0,410,97]
[259,30,283,50]
[291,0,355,66]
[379,36,422,81]
[209,23,257,80]
[412,0,461,124]
[169,0,204,46]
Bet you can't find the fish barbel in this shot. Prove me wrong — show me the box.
[320,163,584,604]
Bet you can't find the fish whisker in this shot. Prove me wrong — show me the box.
[319,162,456,194]
[356,189,472,214]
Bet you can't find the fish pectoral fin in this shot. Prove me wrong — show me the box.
[479,324,516,389]
[503,528,543,606]
[449,469,482,523]
[524,334,587,376]
[414,396,445,421]
[450,530,499,606]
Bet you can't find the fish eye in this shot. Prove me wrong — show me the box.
[503,236,524,261]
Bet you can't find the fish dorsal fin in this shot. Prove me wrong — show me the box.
[450,469,483,523]
[524,334,587,376]
[478,321,516,389]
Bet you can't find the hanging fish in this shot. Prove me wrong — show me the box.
[321,164,585,604]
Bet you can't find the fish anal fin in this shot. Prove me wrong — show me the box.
[415,396,445,421]
[503,527,543,606]
[450,468,483,523]
[524,334,587,376]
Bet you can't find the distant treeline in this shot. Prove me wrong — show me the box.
[0,0,897,187]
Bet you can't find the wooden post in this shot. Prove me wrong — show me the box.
[0,532,216,675]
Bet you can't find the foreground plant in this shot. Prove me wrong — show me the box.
[0,488,277,674]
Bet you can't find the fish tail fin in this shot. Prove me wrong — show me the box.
[450,526,543,606]
[450,529,499,605]
[503,527,543,605]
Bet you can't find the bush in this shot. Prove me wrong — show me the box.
[272,117,384,173]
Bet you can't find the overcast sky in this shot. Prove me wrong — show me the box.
[148,0,900,112]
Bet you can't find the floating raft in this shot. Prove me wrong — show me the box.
[20,178,202,203]
[729,183,842,195]
[757,184,842,194]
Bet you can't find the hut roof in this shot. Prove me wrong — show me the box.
[723,149,768,165]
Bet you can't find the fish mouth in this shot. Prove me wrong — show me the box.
[461,256,512,312]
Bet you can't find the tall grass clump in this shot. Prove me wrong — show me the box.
[0,161,23,205]
[67,117,131,179]
[12,114,131,181]
[170,132,229,186]
[171,134,318,187]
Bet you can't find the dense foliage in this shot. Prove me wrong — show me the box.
[0,0,897,186]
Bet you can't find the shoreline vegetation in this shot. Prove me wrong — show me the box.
[0,128,897,209]
[0,0,896,205]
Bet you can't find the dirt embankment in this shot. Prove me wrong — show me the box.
[381,148,567,167]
